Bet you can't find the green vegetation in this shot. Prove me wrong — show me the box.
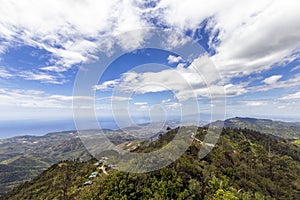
[0,132,90,196]
[3,127,300,200]
[293,140,300,145]
[0,129,136,196]
[210,117,300,139]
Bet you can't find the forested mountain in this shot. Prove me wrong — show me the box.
[0,131,89,196]
[209,117,300,140]
[3,127,300,200]
[0,129,139,196]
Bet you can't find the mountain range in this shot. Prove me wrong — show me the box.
[0,117,299,197]
[209,117,300,140]
[2,126,300,199]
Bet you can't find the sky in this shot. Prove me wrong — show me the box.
[0,0,300,137]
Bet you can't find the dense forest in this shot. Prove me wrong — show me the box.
[3,127,300,200]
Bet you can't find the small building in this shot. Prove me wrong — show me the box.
[84,180,93,185]
[89,174,96,178]
[89,171,99,178]
[101,157,109,160]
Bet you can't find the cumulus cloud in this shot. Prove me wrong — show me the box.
[263,75,282,85]
[0,0,299,120]
[153,0,300,81]
[251,73,300,92]
[167,55,183,64]
[1,0,299,87]
[224,84,248,96]
[0,0,149,74]
[94,55,227,100]
[92,80,120,91]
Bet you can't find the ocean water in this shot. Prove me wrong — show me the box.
[0,119,119,139]
[0,114,212,139]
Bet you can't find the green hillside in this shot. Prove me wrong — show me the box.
[0,128,146,196]
[209,117,300,140]
[3,127,300,200]
[0,132,90,196]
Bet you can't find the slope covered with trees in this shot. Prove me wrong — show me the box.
[209,117,300,139]
[3,127,300,200]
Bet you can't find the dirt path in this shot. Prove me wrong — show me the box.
[191,132,215,147]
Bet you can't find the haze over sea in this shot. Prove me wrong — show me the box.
[0,119,119,139]
[1,114,299,139]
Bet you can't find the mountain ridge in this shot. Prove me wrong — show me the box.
[208,117,300,140]
[1,117,300,197]
[2,126,300,199]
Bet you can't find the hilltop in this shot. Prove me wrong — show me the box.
[209,117,300,140]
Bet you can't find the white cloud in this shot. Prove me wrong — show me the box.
[167,55,183,64]
[161,98,171,104]
[263,75,282,85]
[40,66,67,73]
[0,67,67,84]
[134,102,148,105]
[18,71,65,84]
[0,67,12,78]
[94,55,228,101]
[112,61,208,101]
[0,0,149,73]
[280,92,300,100]
[111,96,132,101]
[240,101,266,106]
[0,88,100,120]
[251,73,300,92]
[0,88,81,108]
[156,0,225,30]
[211,1,300,78]
[165,102,181,109]
[97,96,132,102]
[291,65,300,72]
[1,0,299,88]
[224,84,248,96]
[93,80,119,91]
[0,0,299,121]
[0,88,95,120]
[153,0,300,81]
[277,105,286,109]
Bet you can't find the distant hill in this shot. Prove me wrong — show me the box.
[0,129,137,196]
[2,127,300,199]
[209,117,300,140]
[0,131,89,196]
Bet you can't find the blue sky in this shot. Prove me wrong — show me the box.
[0,0,300,137]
